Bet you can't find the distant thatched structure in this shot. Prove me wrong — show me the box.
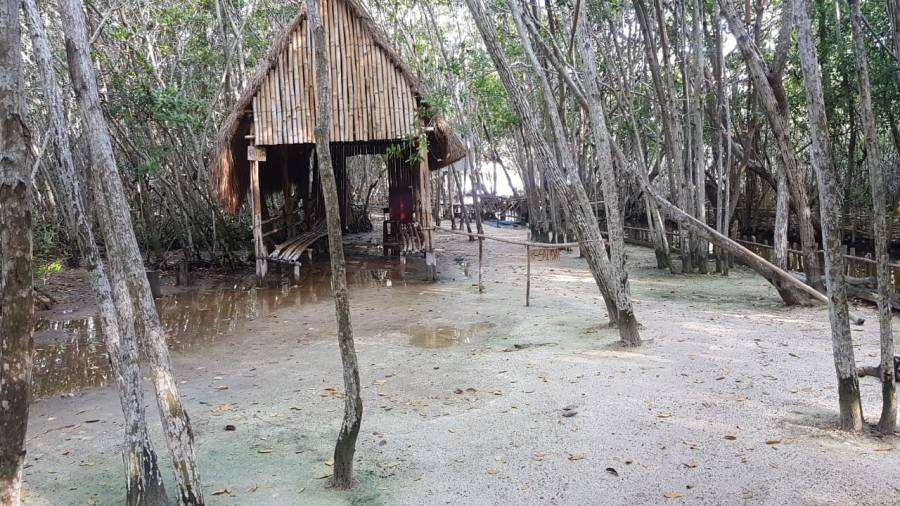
[209,0,465,214]
[208,0,463,280]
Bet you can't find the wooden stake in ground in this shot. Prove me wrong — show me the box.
[794,0,863,431]
[58,0,205,499]
[23,0,167,501]
[0,0,34,501]
[849,0,895,434]
[307,0,363,489]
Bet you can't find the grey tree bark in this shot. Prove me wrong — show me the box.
[308,0,363,489]
[0,0,34,501]
[570,0,640,344]
[719,0,825,292]
[58,0,205,499]
[23,0,168,501]
[794,0,863,431]
[849,0,895,434]
[467,0,641,344]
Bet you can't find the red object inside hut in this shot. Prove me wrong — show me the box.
[390,187,414,223]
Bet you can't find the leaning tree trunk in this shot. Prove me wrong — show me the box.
[0,1,34,502]
[719,0,825,292]
[23,0,167,501]
[795,0,863,432]
[570,0,641,343]
[468,0,641,344]
[58,0,205,500]
[308,0,363,490]
[849,0,895,434]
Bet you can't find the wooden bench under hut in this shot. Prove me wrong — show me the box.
[209,0,465,282]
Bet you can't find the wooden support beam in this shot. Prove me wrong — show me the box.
[249,145,268,283]
[419,137,436,281]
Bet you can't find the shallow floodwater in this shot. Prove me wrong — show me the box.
[405,322,496,348]
[33,257,418,398]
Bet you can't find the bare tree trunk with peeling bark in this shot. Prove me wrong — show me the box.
[794,0,863,432]
[0,1,34,502]
[58,0,205,499]
[23,0,167,501]
[849,0,895,434]
[308,0,363,489]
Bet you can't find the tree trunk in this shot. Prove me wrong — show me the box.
[719,0,825,292]
[59,0,205,499]
[570,0,641,344]
[23,1,168,502]
[773,165,789,270]
[794,0,863,431]
[468,0,640,343]
[308,0,362,489]
[0,1,34,501]
[849,0,895,434]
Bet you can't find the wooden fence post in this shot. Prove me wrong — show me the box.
[478,237,484,293]
[249,145,268,284]
[526,245,531,307]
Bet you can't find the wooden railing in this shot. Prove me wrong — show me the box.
[620,225,900,293]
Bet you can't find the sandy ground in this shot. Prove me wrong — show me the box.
[22,225,900,505]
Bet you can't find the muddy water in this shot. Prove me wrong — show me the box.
[33,258,417,398]
[405,322,496,348]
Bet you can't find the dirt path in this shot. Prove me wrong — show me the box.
[23,226,900,505]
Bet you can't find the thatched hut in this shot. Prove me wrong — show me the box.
[209,0,465,281]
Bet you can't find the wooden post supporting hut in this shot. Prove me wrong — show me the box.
[210,0,465,283]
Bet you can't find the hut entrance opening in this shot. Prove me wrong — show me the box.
[247,141,434,281]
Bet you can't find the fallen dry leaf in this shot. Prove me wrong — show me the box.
[325,459,334,466]
[656,412,673,419]
[494,454,505,462]
[568,452,585,461]
[873,447,894,452]
[211,487,231,496]
[605,467,619,477]
[257,448,273,454]
[723,435,737,441]
[685,459,699,469]
[533,452,545,461]
[374,379,386,386]
[487,468,498,475]
[211,403,233,414]
[663,491,683,499]
[765,439,781,445]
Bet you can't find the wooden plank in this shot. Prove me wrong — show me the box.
[286,37,297,144]
[342,0,356,142]
[252,94,261,142]
[260,71,269,144]
[357,15,371,141]
[299,19,311,143]
[291,30,301,143]
[351,12,364,141]
[278,50,290,144]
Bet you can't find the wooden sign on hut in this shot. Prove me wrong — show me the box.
[210,0,465,282]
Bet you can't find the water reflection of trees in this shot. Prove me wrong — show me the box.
[32,262,412,397]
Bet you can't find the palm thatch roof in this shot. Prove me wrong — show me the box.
[210,0,466,214]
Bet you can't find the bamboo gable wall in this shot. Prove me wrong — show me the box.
[251,0,419,146]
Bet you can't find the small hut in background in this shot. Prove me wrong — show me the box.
[210,0,465,282]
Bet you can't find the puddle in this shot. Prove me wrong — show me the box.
[405,322,496,348]
[32,258,417,398]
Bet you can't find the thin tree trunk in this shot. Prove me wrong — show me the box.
[23,0,167,502]
[773,164,789,270]
[719,0,825,292]
[308,0,362,489]
[570,0,641,344]
[469,0,639,342]
[58,0,205,499]
[849,0,896,434]
[794,0,863,431]
[0,0,34,501]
